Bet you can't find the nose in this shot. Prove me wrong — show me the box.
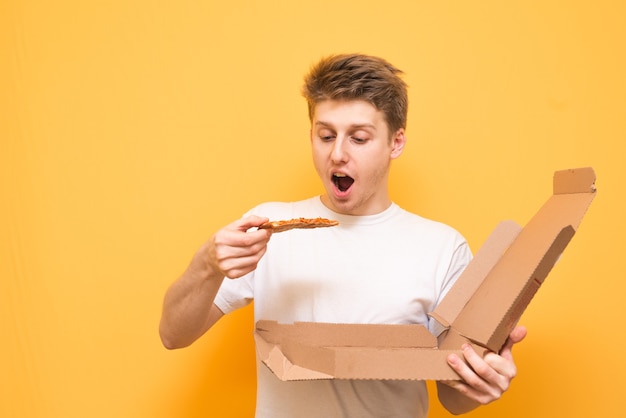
[330,136,348,164]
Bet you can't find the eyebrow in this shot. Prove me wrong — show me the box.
[314,121,377,130]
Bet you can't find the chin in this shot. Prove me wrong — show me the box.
[322,194,350,214]
[332,198,362,215]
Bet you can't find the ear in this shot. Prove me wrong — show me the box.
[390,128,406,159]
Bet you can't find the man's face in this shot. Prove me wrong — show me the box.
[310,100,406,216]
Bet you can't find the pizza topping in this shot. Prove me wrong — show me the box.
[258,217,339,233]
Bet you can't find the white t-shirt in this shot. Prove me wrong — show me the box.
[215,197,471,418]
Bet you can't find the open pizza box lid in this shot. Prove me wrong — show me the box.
[254,167,597,381]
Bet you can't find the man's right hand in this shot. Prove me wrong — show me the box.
[206,215,272,279]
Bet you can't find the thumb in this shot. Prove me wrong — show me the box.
[499,325,527,359]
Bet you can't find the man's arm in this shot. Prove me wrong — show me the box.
[159,215,271,349]
[436,325,528,415]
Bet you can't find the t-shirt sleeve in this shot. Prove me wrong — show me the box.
[427,239,473,336]
[214,272,255,314]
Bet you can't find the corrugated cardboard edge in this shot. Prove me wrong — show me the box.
[282,340,465,380]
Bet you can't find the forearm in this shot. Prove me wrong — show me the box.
[159,244,225,349]
[436,381,480,415]
[159,215,272,349]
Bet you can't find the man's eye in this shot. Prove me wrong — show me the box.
[351,136,367,144]
[320,135,335,141]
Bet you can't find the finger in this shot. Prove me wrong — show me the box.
[213,229,271,263]
[461,345,514,395]
[208,228,269,275]
[222,252,267,279]
[482,351,517,381]
[217,240,270,279]
[232,215,270,232]
[499,325,528,361]
[460,345,501,385]
[216,222,271,251]
[509,325,527,344]
[447,348,489,389]
[445,353,500,404]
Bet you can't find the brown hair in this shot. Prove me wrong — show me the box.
[302,53,408,133]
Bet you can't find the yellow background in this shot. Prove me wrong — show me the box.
[2,1,624,417]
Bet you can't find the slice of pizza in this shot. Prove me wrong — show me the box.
[258,217,339,233]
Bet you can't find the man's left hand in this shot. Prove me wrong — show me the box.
[441,325,527,405]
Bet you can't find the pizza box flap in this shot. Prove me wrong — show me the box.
[256,320,439,348]
[255,321,465,380]
[446,167,596,352]
[428,220,522,329]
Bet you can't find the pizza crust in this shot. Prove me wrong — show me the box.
[258,217,339,233]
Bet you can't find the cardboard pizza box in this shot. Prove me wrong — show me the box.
[255,167,597,380]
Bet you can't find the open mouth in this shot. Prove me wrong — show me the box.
[332,173,354,192]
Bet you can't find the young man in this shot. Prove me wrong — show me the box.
[159,54,526,417]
